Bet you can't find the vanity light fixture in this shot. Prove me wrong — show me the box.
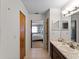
[62,10,68,15]
[62,0,79,16]
[68,11,71,14]
[72,7,77,11]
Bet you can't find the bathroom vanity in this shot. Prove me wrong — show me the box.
[50,40,79,59]
[50,42,66,59]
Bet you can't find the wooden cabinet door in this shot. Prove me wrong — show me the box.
[53,51,61,59]
[50,43,53,59]
[50,43,66,59]
[53,46,61,59]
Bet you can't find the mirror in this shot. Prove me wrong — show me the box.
[61,11,79,43]
[71,12,79,42]
[62,22,68,29]
[61,21,69,30]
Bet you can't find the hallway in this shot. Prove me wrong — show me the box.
[29,48,50,59]
[32,41,43,48]
[1,0,79,59]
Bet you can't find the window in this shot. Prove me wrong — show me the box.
[32,26,38,33]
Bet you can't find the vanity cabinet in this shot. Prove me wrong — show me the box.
[50,43,66,59]
[50,43,53,59]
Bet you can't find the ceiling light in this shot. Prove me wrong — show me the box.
[72,0,79,7]
[62,10,68,14]
[65,5,75,11]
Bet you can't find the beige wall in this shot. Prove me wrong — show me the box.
[0,0,31,59]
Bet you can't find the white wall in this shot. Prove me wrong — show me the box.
[49,8,61,40]
[61,15,71,41]
[0,0,31,59]
[49,8,71,41]
[0,0,1,21]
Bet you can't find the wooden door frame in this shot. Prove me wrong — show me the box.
[31,20,32,48]
[47,18,49,51]
[20,11,26,59]
[44,18,49,51]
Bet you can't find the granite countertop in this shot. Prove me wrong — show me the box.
[50,40,79,59]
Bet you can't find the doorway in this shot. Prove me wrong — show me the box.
[30,19,50,59]
[20,11,26,59]
[31,20,44,48]
[31,19,49,50]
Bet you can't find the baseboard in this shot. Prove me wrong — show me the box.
[32,39,43,42]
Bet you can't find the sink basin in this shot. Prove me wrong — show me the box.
[69,45,76,49]
[58,45,78,54]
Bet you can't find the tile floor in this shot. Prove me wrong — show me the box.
[29,48,51,59]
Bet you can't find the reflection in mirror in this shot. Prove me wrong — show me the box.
[71,12,79,42]
[62,21,68,30]
[71,20,76,42]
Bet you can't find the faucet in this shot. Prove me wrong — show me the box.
[58,38,64,42]
[68,42,76,49]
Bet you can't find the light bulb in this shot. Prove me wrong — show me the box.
[62,10,68,14]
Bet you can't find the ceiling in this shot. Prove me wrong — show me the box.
[22,0,72,14]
